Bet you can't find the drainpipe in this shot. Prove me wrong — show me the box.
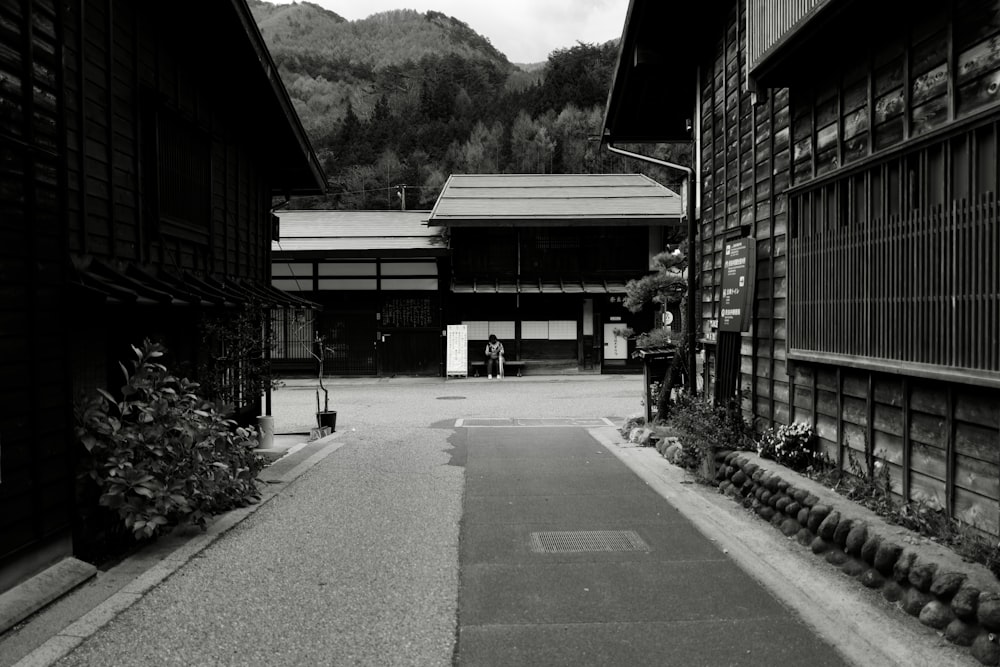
[605,143,697,396]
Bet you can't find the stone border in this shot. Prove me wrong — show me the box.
[712,449,1000,666]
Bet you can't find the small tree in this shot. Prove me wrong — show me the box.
[311,331,332,414]
[623,237,690,418]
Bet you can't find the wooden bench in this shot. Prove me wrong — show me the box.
[469,360,525,377]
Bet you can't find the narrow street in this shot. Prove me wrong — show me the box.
[5,377,972,666]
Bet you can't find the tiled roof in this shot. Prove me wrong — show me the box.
[273,210,445,253]
[428,174,682,226]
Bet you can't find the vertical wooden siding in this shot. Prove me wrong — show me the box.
[63,0,273,282]
[747,0,1000,534]
[746,0,835,74]
[701,1,793,427]
[0,0,74,575]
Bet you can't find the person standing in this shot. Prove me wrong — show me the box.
[484,334,504,379]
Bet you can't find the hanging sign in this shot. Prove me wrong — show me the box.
[446,324,468,377]
[718,238,756,332]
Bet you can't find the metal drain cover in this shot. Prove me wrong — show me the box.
[529,530,649,554]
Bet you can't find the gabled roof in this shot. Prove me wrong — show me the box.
[602,0,725,144]
[272,210,446,256]
[427,174,682,226]
[206,0,326,194]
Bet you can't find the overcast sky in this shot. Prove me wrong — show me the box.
[270,0,630,63]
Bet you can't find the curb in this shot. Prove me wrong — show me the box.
[9,431,348,667]
[713,450,999,666]
[589,427,977,667]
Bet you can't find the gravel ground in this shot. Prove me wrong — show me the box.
[54,375,643,667]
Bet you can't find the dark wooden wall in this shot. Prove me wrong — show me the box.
[0,0,75,590]
[0,0,301,583]
[699,0,1000,534]
[451,226,652,279]
[63,0,272,281]
[700,1,793,425]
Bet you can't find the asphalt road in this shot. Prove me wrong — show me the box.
[455,423,846,666]
[36,375,973,666]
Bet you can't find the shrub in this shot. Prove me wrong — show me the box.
[667,393,754,471]
[756,421,825,473]
[75,340,265,540]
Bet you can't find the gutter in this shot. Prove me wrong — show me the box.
[605,142,698,396]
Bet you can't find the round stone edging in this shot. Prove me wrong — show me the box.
[714,449,1000,667]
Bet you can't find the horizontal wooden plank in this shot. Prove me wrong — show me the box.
[955,452,1000,500]
[955,390,1000,429]
[956,422,1000,463]
[910,470,946,508]
[911,439,947,480]
[841,395,867,424]
[843,421,866,452]
[954,487,1000,534]
[873,377,905,406]
[842,373,867,398]
[910,385,949,416]
[816,413,838,442]
[910,411,947,448]
[872,429,904,465]
[817,389,838,418]
[874,403,904,438]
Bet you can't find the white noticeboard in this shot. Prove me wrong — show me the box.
[603,323,628,360]
[446,325,468,377]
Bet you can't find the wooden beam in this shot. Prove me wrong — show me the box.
[902,376,911,501]
[106,0,116,258]
[946,385,956,518]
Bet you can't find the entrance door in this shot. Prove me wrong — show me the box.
[603,323,628,361]
[380,330,440,376]
[320,312,377,376]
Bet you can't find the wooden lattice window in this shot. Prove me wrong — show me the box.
[788,121,1000,386]
[158,111,209,228]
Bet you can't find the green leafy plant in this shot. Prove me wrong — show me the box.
[666,393,755,472]
[757,421,825,473]
[75,340,265,540]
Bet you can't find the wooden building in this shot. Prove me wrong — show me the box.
[271,210,447,377]
[604,0,1000,533]
[428,174,683,375]
[0,0,324,601]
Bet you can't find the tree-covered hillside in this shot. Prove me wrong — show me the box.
[250,1,690,209]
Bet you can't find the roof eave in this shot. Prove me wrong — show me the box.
[602,0,723,145]
[229,0,326,195]
[428,216,684,227]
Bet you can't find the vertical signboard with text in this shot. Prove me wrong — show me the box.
[718,238,757,332]
[446,324,468,377]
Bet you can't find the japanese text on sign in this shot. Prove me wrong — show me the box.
[718,238,756,333]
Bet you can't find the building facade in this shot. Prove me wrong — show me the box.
[0,0,324,600]
[429,174,683,375]
[271,210,448,377]
[604,0,1000,534]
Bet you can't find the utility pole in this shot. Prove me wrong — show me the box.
[397,184,407,211]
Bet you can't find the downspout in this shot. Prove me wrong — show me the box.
[605,143,698,396]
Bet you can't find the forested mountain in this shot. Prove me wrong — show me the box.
[249,1,689,209]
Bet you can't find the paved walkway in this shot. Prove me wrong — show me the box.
[455,422,845,666]
[2,376,975,666]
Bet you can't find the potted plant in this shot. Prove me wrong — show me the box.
[311,332,337,432]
